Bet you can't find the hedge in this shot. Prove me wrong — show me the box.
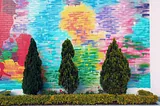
[117,94,158,105]
[138,90,154,96]
[0,94,158,105]
[0,91,11,96]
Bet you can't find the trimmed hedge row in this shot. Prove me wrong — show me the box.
[0,95,51,106]
[116,94,158,105]
[0,94,158,105]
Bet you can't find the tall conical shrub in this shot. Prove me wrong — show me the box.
[59,39,79,94]
[100,38,131,94]
[22,38,43,95]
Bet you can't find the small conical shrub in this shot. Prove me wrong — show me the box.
[100,38,131,94]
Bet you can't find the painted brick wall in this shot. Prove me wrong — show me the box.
[0,0,150,92]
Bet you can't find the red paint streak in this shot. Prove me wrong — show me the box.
[0,13,13,48]
[0,0,14,48]
[16,34,31,66]
[0,62,11,78]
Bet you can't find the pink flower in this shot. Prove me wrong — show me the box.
[60,89,62,93]
[98,86,100,89]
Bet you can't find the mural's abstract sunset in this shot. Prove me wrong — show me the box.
[0,0,150,90]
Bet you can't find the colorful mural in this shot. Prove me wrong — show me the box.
[0,0,150,90]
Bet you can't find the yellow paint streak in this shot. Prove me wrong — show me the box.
[3,59,24,82]
[60,3,96,43]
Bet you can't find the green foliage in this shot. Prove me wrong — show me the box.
[0,95,51,106]
[98,89,104,94]
[138,90,153,96]
[100,38,131,94]
[0,94,158,105]
[0,91,11,96]
[52,94,115,105]
[85,90,95,94]
[41,90,66,95]
[61,39,74,59]
[41,90,58,95]
[59,39,79,94]
[22,38,43,95]
[117,94,158,105]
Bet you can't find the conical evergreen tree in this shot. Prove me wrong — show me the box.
[59,39,79,94]
[22,38,43,95]
[100,38,131,94]
[61,39,74,59]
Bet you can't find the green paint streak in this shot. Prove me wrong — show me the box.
[135,47,145,50]
[0,56,3,62]
[0,49,3,62]
[124,36,147,50]
[139,63,149,68]
[2,50,12,60]
[73,46,100,87]
[123,45,129,48]
[124,53,140,59]
[12,46,18,52]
